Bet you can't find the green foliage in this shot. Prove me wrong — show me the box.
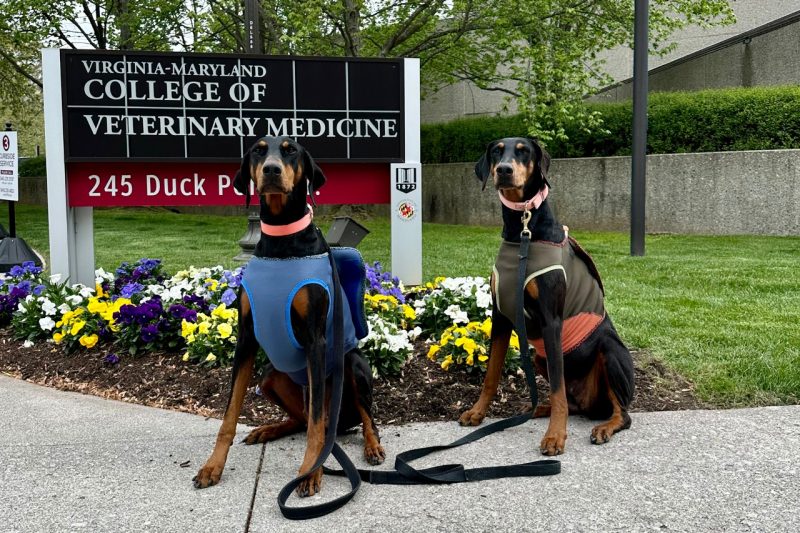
[19,157,46,177]
[422,86,800,162]
[0,1,735,149]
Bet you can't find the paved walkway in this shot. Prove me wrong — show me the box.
[1,375,798,532]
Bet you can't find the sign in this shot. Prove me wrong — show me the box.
[0,132,18,202]
[62,50,403,162]
[43,49,421,288]
[66,162,389,207]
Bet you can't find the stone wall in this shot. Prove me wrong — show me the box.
[423,150,800,236]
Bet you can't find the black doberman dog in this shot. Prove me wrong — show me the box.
[194,136,385,496]
[462,137,635,455]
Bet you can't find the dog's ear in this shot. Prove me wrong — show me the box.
[529,137,552,188]
[303,149,326,206]
[474,144,492,191]
[233,149,252,207]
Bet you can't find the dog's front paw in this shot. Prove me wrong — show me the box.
[539,430,567,456]
[590,423,616,444]
[459,407,486,426]
[193,462,224,489]
[364,443,386,465]
[296,467,323,497]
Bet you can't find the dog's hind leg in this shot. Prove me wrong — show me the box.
[243,367,306,445]
[590,330,635,444]
[459,300,513,426]
[349,351,385,465]
[194,291,258,489]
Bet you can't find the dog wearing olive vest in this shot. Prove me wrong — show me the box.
[461,137,635,455]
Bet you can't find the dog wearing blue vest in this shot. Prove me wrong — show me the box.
[194,136,385,497]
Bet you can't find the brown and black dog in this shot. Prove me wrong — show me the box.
[462,137,635,455]
[193,136,384,496]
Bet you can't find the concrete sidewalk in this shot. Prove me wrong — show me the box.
[1,375,798,533]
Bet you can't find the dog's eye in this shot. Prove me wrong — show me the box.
[284,145,297,155]
[252,146,266,156]
[491,146,502,155]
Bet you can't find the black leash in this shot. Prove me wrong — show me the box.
[517,209,539,408]
[277,212,559,519]
[276,242,361,520]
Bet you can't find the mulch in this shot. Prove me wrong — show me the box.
[0,328,706,427]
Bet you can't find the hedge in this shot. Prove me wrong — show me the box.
[421,86,800,163]
[19,156,46,177]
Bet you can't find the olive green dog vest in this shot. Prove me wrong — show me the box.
[492,238,605,355]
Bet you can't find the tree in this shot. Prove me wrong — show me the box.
[0,0,735,145]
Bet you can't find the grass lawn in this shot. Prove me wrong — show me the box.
[2,203,798,408]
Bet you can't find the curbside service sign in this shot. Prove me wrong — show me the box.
[43,49,421,286]
[0,131,18,202]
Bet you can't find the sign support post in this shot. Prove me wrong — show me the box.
[43,48,94,285]
[390,58,422,286]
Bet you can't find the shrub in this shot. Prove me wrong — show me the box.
[18,156,46,177]
[421,86,800,162]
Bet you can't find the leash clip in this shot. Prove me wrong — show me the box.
[521,209,532,239]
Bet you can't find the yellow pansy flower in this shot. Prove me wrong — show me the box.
[181,319,198,338]
[62,310,74,323]
[70,320,86,336]
[441,355,454,370]
[455,337,477,355]
[402,305,416,320]
[427,344,441,360]
[440,332,453,346]
[217,323,233,339]
[205,353,217,363]
[95,283,105,298]
[205,278,219,291]
[198,322,211,334]
[211,303,226,318]
[480,318,493,338]
[182,352,190,362]
[79,334,99,348]
[53,332,64,343]
[509,332,520,350]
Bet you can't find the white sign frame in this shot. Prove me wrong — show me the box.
[0,131,19,202]
[42,49,421,287]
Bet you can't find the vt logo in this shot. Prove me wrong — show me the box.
[396,167,417,193]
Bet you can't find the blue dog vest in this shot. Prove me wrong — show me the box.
[240,249,367,385]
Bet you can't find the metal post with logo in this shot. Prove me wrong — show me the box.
[391,58,422,286]
[0,124,42,271]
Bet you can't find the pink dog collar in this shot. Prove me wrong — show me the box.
[497,186,549,211]
[260,205,314,236]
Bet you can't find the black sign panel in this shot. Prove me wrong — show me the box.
[61,50,404,162]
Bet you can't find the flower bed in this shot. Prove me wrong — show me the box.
[2,259,522,378]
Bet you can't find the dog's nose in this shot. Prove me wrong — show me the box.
[495,164,513,179]
[262,163,282,177]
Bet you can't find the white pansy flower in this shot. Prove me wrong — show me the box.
[41,299,57,316]
[79,286,94,298]
[444,304,469,324]
[39,317,56,331]
[50,273,63,283]
[66,295,83,306]
[23,340,34,348]
[58,303,71,314]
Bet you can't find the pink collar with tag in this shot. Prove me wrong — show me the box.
[497,186,549,211]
